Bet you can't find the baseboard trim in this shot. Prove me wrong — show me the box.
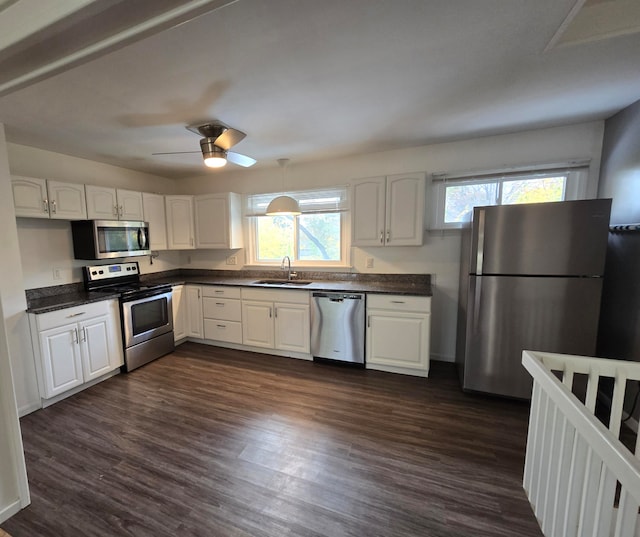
[0,497,23,524]
[18,401,41,418]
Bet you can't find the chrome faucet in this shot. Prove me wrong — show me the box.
[281,255,297,280]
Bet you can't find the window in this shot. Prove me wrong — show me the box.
[431,167,589,229]
[245,187,349,266]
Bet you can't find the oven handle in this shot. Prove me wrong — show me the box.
[120,289,172,305]
[138,227,148,250]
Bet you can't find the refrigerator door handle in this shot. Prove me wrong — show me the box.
[476,208,485,276]
[473,276,482,333]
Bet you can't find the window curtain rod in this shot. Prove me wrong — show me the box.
[432,160,591,183]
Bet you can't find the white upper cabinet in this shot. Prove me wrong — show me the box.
[142,192,168,250]
[194,192,244,249]
[351,173,425,246]
[166,195,195,250]
[86,185,144,221]
[12,176,87,220]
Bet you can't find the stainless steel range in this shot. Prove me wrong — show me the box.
[83,262,174,371]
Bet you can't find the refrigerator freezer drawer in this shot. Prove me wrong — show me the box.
[462,275,602,399]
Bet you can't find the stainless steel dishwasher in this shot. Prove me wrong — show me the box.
[310,292,365,364]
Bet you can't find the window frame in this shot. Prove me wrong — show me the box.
[429,167,590,230]
[244,186,351,268]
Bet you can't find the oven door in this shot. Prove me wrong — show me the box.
[121,290,173,348]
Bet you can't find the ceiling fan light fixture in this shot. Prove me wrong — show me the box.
[200,137,227,168]
[203,155,227,168]
[266,195,301,216]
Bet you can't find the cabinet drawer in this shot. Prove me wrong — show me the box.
[204,319,242,343]
[202,286,241,299]
[367,294,431,313]
[241,287,309,304]
[202,297,241,321]
[35,300,116,331]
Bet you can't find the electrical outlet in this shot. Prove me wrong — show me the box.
[53,267,62,280]
[227,255,237,265]
[365,257,374,269]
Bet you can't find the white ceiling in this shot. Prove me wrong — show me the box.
[0,0,639,179]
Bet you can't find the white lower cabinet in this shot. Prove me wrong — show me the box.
[30,300,124,401]
[172,285,187,342]
[203,286,242,344]
[185,285,203,339]
[241,288,310,354]
[366,294,431,377]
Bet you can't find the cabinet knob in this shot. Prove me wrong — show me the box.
[43,199,49,213]
[380,231,384,244]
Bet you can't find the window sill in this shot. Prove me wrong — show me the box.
[244,264,353,271]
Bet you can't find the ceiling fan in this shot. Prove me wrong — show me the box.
[153,121,256,168]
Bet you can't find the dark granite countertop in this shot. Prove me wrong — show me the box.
[27,290,121,314]
[147,275,432,296]
[26,270,431,314]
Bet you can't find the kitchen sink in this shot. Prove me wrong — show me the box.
[253,279,313,286]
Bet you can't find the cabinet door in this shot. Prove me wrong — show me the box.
[39,324,84,398]
[166,195,195,249]
[12,176,49,218]
[274,303,310,353]
[79,314,115,381]
[242,300,274,348]
[172,285,187,342]
[47,180,87,220]
[385,173,425,246]
[185,285,203,339]
[142,192,168,250]
[351,177,386,246]
[86,185,118,219]
[194,193,243,249]
[117,189,144,221]
[367,311,430,373]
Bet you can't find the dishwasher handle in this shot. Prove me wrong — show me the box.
[312,292,363,301]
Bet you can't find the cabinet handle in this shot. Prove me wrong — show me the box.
[81,327,87,342]
[119,205,123,217]
[215,302,225,306]
[190,237,194,246]
[367,315,370,328]
[66,311,86,318]
[114,205,119,217]
[274,307,278,318]
[380,231,384,244]
[217,324,226,329]
[51,200,57,214]
[386,230,390,243]
[73,328,79,343]
[43,199,49,213]
[391,300,405,304]
[197,289,200,299]
[269,307,272,318]
[214,290,224,294]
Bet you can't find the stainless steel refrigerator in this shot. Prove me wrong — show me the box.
[456,198,612,399]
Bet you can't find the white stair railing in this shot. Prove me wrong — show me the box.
[522,350,640,537]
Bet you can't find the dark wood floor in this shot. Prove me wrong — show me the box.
[2,343,542,537]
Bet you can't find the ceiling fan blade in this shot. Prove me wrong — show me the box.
[152,150,201,155]
[227,151,256,167]
[213,127,246,150]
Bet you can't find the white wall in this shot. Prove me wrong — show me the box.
[0,124,30,522]
[180,121,605,362]
[8,142,177,193]
[8,143,182,288]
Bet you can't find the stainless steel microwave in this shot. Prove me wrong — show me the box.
[71,220,151,259]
